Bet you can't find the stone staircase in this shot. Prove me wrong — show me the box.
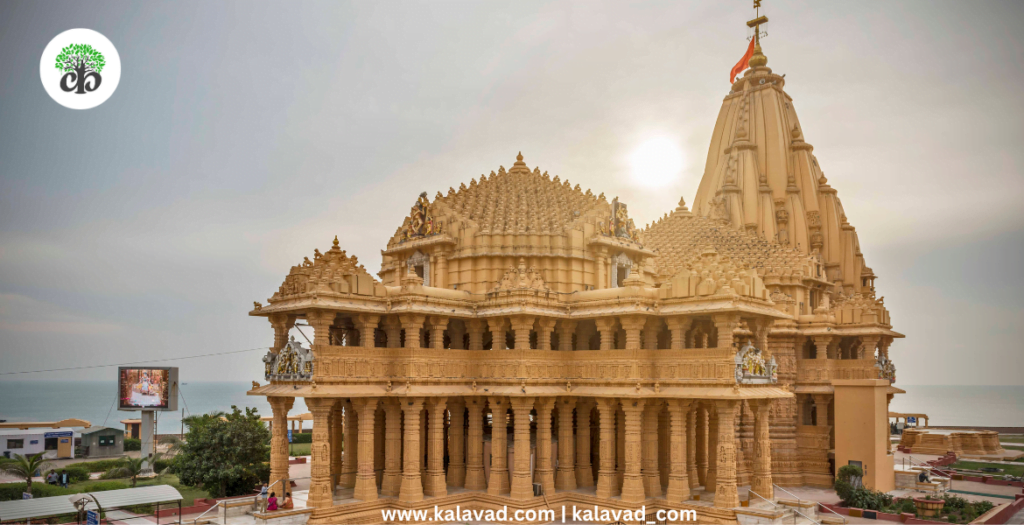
[735,497,846,525]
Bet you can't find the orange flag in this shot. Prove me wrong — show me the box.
[730,37,756,83]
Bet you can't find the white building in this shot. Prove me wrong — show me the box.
[0,428,78,459]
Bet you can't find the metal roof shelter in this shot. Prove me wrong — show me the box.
[0,485,183,524]
[0,419,91,430]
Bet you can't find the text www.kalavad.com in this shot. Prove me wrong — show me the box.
[382,505,697,523]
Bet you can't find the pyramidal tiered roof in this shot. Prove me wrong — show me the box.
[430,153,606,236]
[644,198,822,283]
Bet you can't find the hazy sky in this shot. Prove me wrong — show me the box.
[1,1,1022,387]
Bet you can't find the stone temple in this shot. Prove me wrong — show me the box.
[249,16,903,524]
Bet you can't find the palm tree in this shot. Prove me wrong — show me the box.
[106,453,163,487]
[0,453,52,495]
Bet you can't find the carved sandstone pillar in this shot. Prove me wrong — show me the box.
[555,397,577,491]
[383,316,402,348]
[643,317,662,350]
[686,403,699,490]
[713,313,740,349]
[487,396,510,495]
[641,400,663,497]
[446,398,466,487]
[535,398,556,496]
[666,399,692,502]
[696,403,708,486]
[352,398,379,501]
[595,318,618,350]
[595,398,619,498]
[510,397,536,499]
[340,400,357,488]
[447,320,466,349]
[464,397,487,490]
[813,394,831,429]
[749,399,774,499]
[576,322,595,350]
[330,401,343,484]
[307,310,335,347]
[666,316,693,350]
[268,397,294,494]
[269,314,297,353]
[356,315,380,349]
[616,405,626,488]
[466,319,486,351]
[706,404,719,491]
[398,397,425,502]
[428,316,449,350]
[488,317,509,350]
[557,320,577,351]
[620,315,646,350]
[510,316,535,350]
[424,397,447,496]
[859,335,881,360]
[813,335,832,361]
[434,248,447,289]
[575,399,595,487]
[621,399,646,503]
[536,317,557,350]
[381,400,403,496]
[306,398,335,508]
[400,314,426,349]
[714,400,741,509]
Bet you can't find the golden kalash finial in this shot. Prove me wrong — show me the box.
[747,0,769,68]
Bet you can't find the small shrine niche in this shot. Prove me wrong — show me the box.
[611,252,633,288]
[407,250,430,286]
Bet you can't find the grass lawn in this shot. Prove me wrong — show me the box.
[289,443,311,457]
[999,435,1024,444]
[951,460,1024,478]
[1002,444,1024,451]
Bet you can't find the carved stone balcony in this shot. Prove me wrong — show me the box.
[795,358,878,385]
[310,345,739,385]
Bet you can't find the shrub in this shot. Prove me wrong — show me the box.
[124,438,142,451]
[290,432,312,444]
[68,459,124,472]
[837,464,863,483]
[153,458,172,473]
[65,465,91,483]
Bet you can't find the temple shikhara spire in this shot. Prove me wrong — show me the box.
[247,4,903,522]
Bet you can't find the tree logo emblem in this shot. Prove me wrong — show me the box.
[40,29,121,110]
[56,44,106,94]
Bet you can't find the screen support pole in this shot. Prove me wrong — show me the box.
[141,409,155,475]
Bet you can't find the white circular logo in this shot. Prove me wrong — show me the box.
[40,29,121,110]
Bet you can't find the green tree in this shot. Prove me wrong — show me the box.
[106,453,163,487]
[173,406,270,498]
[0,453,52,496]
[55,44,105,74]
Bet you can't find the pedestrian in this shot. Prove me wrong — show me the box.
[60,469,69,488]
[267,492,278,512]
[258,483,268,512]
[281,493,293,510]
[46,470,57,485]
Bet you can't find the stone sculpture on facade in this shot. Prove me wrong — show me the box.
[263,336,314,382]
[401,191,443,242]
[734,341,778,384]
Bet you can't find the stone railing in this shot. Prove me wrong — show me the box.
[795,358,878,384]
[308,345,738,385]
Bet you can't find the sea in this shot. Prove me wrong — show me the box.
[0,382,1020,433]
[0,381,309,434]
